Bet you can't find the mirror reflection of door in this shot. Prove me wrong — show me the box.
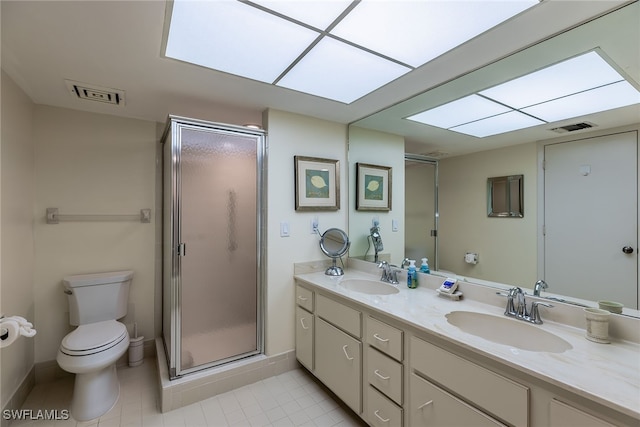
[405,156,438,268]
[544,131,638,309]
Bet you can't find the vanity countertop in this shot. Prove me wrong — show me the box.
[294,269,640,420]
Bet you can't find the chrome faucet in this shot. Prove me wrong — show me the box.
[378,261,400,284]
[497,287,554,324]
[533,280,548,296]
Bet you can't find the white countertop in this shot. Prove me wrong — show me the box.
[294,269,640,420]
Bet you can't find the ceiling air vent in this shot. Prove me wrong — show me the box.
[549,122,596,134]
[421,150,450,158]
[65,80,125,106]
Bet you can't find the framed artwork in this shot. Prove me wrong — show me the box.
[294,156,340,211]
[356,163,392,211]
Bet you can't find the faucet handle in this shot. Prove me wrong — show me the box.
[529,301,554,324]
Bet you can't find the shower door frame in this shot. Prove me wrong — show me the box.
[162,115,266,379]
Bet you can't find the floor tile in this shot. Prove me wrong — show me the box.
[15,359,365,427]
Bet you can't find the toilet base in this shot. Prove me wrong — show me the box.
[70,364,120,421]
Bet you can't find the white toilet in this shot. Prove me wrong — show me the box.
[57,270,133,421]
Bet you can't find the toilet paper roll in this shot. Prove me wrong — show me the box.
[0,319,21,348]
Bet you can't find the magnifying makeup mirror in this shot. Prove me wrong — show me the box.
[319,228,350,276]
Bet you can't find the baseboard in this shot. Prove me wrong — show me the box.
[155,337,299,412]
[1,366,35,427]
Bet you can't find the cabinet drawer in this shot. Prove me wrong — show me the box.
[295,285,314,312]
[367,386,403,427]
[367,316,403,361]
[410,337,528,427]
[550,399,616,427]
[295,307,313,371]
[409,373,505,427]
[367,347,402,405]
[315,318,362,414]
[317,294,361,338]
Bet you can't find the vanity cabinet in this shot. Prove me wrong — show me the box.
[294,275,638,427]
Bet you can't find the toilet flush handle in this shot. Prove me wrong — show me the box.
[64,289,73,295]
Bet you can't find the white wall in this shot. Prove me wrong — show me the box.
[264,109,348,355]
[1,70,36,408]
[32,106,157,363]
[348,126,405,264]
[439,142,538,286]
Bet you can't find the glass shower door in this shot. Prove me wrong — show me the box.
[163,117,265,377]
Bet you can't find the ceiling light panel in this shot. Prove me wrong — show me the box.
[166,0,319,83]
[406,95,511,129]
[480,51,627,108]
[521,80,640,122]
[451,110,545,137]
[330,0,538,67]
[276,36,410,104]
[251,0,353,30]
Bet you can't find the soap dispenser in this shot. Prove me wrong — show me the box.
[420,258,430,274]
[407,260,417,289]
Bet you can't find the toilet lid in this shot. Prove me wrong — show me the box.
[61,320,127,355]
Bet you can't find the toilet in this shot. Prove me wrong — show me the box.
[56,270,133,421]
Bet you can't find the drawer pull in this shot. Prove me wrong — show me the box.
[374,369,390,380]
[418,400,434,410]
[374,410,390,423]
[299,318,309,330]
[373,333,389,343]
[297,296,308,301]
[342,345,354,361]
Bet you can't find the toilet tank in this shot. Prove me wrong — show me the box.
[63,270,133,325]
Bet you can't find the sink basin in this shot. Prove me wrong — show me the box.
[446,311,572,353]
[340,279,400,295]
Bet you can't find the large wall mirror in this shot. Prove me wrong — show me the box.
[348,2,640,316]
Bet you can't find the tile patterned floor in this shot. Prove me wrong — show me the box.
[13,360,365,427]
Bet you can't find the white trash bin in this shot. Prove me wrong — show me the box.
[128,336,144,367]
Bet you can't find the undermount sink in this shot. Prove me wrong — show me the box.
[446,311,572,353]
[340,279,400,295]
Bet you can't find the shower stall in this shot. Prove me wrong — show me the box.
[161,116,266,379]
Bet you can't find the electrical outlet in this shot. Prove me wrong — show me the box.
[311,217,319,234]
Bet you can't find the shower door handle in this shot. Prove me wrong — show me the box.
[177,243,186,256]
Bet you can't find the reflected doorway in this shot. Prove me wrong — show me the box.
[405,155,438,269]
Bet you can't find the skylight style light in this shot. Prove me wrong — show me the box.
[165,0,538,104]
[406,51,640,137]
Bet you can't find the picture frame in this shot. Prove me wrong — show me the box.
[294,156,340,211]
[356,163,392,211]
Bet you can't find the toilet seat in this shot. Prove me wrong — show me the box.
[60,320,127,356]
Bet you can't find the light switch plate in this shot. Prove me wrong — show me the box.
[280,221,290,237]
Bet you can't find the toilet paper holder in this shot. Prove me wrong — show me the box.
[465,252,479,264]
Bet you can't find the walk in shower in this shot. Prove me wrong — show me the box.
[161,116,266,379]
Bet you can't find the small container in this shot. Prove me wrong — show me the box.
[407,260,417,289]
[597,300,623,314]
[420,258,430,274]
[584,308,610,344]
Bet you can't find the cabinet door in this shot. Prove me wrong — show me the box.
[315,318,362,414]
[295,307,314,371]
[550,399,616,427]
[409,373,506,427]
